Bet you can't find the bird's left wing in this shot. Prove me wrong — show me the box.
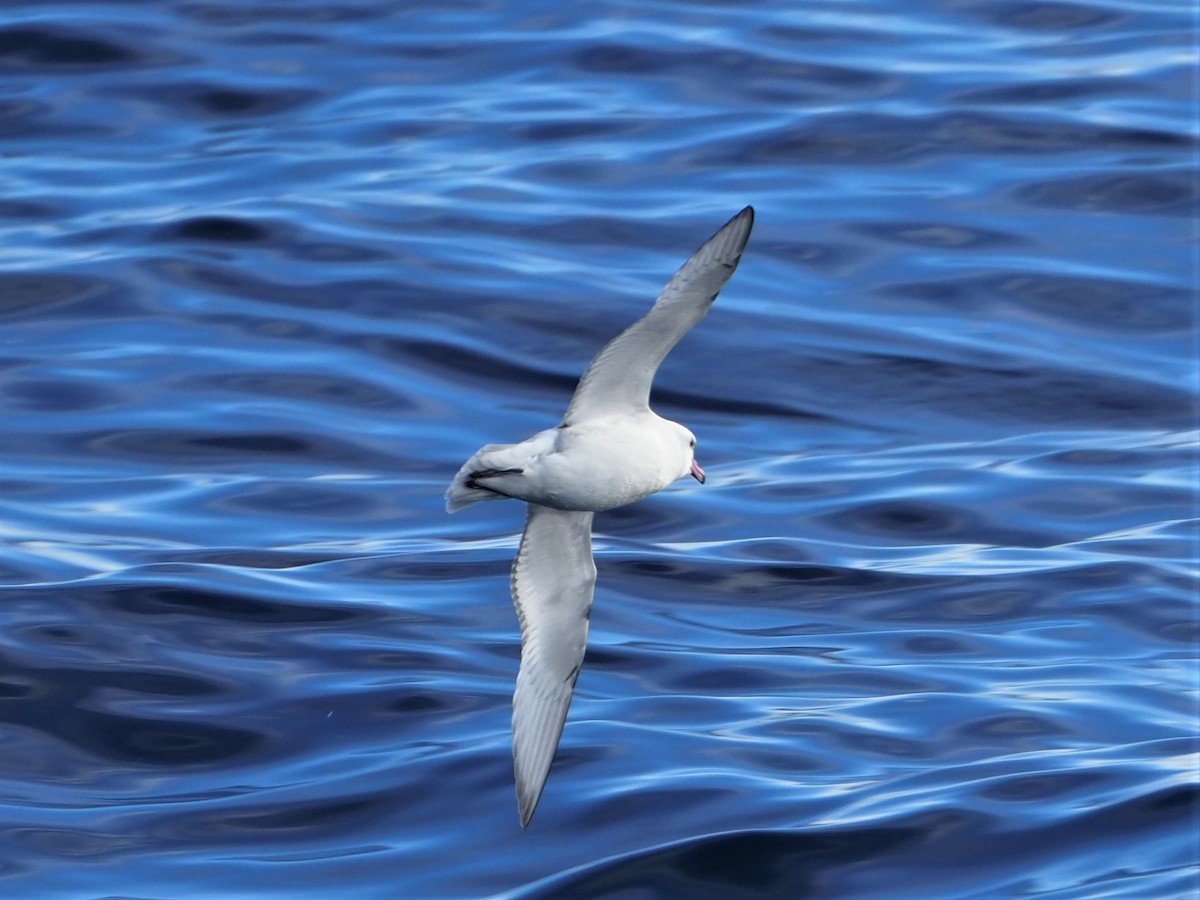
[564,206,754,423]
[510,503,596,827]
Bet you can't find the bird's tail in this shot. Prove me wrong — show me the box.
[445,443,516,513]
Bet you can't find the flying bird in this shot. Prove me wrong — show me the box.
[446,206,754,826]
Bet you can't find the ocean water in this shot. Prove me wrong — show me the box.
[0,0,1196,896]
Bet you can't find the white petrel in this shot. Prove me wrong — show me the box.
[446,206,754,826]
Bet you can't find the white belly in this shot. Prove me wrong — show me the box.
[491,414,687,512]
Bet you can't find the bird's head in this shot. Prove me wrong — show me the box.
[667,421,705,485]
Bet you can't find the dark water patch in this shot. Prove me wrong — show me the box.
[210,796,379,833]
[139,83,317,119]
[11,827,136,859]
[818,496,963,539]
[106,584,360,624]
[177,1,380,26]
[920,587,1039,623]
[713,112,1190,167]
[1088,593,1199,646]
[759,23,892,46]
[0,656,259,765]
[569,784,745,834]
[79,427,387,468]
[22,623,101,649]
[1047,784,1199,866]
[0,95,136,141]
[531,787,1197,897]
[1154,618,1199,645]
[0,99,54,139]
[389,339,579,399]
[4,378,117,412]
[851,221,1023,250]
[0,356,38,374]
[149,219,392,267]
[727,540,817,566]
[223,28,329,47]
[161,215,275,243]
[109,670,225,698]
[656,384,822,420]
[0,198,57,219]
[0,25,139,70]
[0,97,86,140]
[75,710,262,765]
[979,770,1111,802]
[1016,171,1199,216]
[517,119,643,144]
[801,352,1191,428]
[293,241,389,263]
[572,43,672,75]
[142,257,317,305]
[0,478,52,495]
[0,561,44,585]
[969,1,1127,31]
[0,676,42,700]
[903,635,976,655]
[348,555,513,584]
[1041,448,1147,467]
[522,825,918,899]
[918,560,1186,626]
[154,432,308,454]
[383,40,485,63]
[171,549,348,569]
[386,692,456,715]
[798,668,949,699]
[880,270,1191,331]
[0,272,135,321]
[912,563,1195,637]
[958,713,1071,741]
[0,578,381,699]
[352,644,487,681]
[666,664,789,694]
[512,214,685,253]
[822,498,1052,547]
[608,557,908,606]
[143,258,408,311]
[835,732,927,760]
[178,371,414,412]
[1125,784,1198,818]
[756,237,865,275]
[571,42,891,98]
[209,483,378,519]
[957,78,1132,105]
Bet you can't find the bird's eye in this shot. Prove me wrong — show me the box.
[689,438,696,448]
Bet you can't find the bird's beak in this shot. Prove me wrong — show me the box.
[690,459,706,484]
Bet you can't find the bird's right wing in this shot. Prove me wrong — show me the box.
[510,503,596,828]
[564,206,754,423]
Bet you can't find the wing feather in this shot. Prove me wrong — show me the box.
[564,206,754,422]
[510,503,596,827]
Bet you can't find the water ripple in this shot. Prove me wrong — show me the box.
[0,0,1195,895]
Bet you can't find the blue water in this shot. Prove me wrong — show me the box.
[1,0,1196,896]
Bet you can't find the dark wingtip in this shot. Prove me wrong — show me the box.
[518,791,537,828]
[726,205,755,248]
